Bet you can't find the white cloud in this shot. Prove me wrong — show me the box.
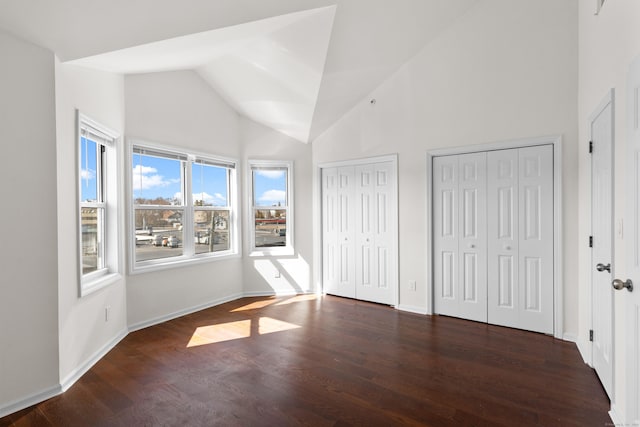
[193,192,227,205]
[256,170,285,179]
[259,190,286,204]
[80,168,95,181]
[132,164,178,190]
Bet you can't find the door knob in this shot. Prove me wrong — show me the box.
[596,263,611,272]
[612,279,633,292]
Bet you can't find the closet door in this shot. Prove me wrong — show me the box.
[434,153,487,321]
[487,149,519,328]
[517,145,553,334]
[355,162,396,305]
[335,166,356,298]
[322,168,339,295]
[457,153,488,322]
[487,145,553,334]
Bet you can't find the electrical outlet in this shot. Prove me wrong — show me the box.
[105,306,111,322]
[275,270,281,279]
[409,280,417,291]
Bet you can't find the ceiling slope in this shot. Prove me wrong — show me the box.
[0,0,478,143]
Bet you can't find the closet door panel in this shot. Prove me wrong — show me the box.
[488,149,520,328]
[457,152,488,322]
[518,145,554,334]
[322,168,339,295]
[334,166,356,298]
[434,156,460,317]
[356,162,396,305]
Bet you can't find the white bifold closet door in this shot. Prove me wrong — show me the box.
[487,146,553,334]
[322,161,397,305]
[433,153,488,322]
[433,145,553,334]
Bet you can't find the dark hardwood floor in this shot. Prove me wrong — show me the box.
[1,295,610,426]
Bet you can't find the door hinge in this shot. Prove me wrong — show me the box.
[589,236,593,248]
[589,330,594,342]
[589,141,593,153]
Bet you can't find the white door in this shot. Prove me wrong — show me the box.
[623,57,640,425]
[590,91,614,399]
[322,167,339,295]
[517,145,554,334]
[323,166,356,299]
[488,149,519,328]
[434,153,487,322]
[355,162,396,305]
[487,146,554,334]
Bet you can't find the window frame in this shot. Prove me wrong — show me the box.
[247,160,294,256]
[128,139,239,274]
[77,112,121,296]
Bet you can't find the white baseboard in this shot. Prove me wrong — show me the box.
[242,290,305,297]
[576,338,593,366]
[608,403,622,426]
[397,305,428,315]
[128,292,243,333]
[0,384,62,419]
[59,329,128,392]
[562,332,577,343]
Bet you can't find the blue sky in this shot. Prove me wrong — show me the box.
[80,137,97,202]
[81,145,285,206]
[254,169,286,206]
[132,154,230,206]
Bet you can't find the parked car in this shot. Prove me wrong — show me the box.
[167,235,180,248]
[152,234,163,246]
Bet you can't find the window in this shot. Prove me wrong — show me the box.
[249,160,294,254]
[131,141,237,271]
[78,112,120,294]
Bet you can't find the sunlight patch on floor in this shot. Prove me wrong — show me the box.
[230,298,277,312]
[187,317,300,348]
[275,294,317,305]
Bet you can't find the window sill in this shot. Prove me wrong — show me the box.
[249,247,295,257]
[130,251,240,275]
[81,272,122,297]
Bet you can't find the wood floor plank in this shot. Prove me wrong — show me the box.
[0,295,611,426]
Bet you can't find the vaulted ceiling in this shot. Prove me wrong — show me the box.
[0,0,478,142]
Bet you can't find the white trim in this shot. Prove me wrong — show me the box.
[562,332,578,343]
[397,305,429,315]
[77,111,121,298]
[127,293,243,333]
[426,135,564,338]
[317,154,398,169]
[608,404,622,426]
[587,88,616,388]
[0,385,62,419]
[243,290,311,298]
[59,329,128,392]
[246,159,295,256]
[577,338,593,366]
[127,138,240,274]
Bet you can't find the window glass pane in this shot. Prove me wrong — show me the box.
[132,152,183,205]
[194,210,230,254]
[253,168,287,207]
[80,137,98,202]
[192,163,228,206]
[135,208,184,261]
[254,209,286,247]
[81,207,102,274]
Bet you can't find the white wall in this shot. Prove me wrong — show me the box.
[0,32,59,414]
[312,0,579,331]
[240,117,314,295]
[577,0,640,421]
[125,71,245,327]
[54,61,128,384]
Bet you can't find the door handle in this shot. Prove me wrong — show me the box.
[596,263,611,272]
[612,279,633,292]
